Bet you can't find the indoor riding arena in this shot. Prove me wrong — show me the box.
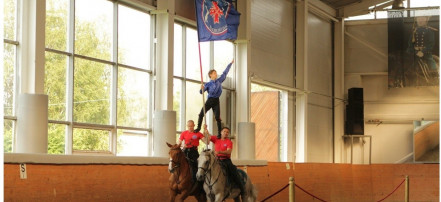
[2,0,439,201]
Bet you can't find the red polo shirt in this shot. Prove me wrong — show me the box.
[210,135,233,159]
[179,130,204,148]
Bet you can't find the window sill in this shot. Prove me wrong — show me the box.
[4,153,268,166]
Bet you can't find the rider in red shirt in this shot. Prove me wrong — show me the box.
[177,120,206,182]
[205,126,245,194]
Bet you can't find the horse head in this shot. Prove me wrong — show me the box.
[196,149,214,181]
[167,142,183,173]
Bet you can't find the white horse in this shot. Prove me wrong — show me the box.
[196,149,257,202]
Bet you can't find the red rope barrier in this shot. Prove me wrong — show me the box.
[261,184,289,202]
[295,184,327,202]
[260,178,405,202]
[376,179,406,202]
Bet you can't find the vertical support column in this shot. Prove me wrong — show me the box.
[295,0,309,163]
[16,0,47,153]
[17,94,48,153]
[236,0,251,123]
[153,0,175,157]
[153,110,176,157]
[333,19,345,163]
[238,122,255,159]
[155,0,175,111]
[235,0,252,159]
[19,0,46,94]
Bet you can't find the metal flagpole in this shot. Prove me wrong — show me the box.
[197,42,209,149]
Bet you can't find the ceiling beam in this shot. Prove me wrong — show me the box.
[339,0,393,17]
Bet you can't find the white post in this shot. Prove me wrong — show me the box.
[238,122,255,160]
[295,0,309,163]
[15,0,47,153]
[19,0,46,94]
[153,110,176,157]
[334,19,345,163]
[236,1,251,123]
[16,94,48,153]
[235,0,251,160]
[155,0,174,111]
[153,0,175,157]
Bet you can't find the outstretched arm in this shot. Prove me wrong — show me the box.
[218,59,234,83]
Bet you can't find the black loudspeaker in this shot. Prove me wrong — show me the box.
[348,88,363,104]
[346,88,364,135]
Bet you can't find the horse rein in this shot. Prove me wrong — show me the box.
[199,152,223,199]
[169,147,190,185]
[169,147,183,173]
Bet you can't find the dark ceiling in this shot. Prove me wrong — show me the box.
[319,0,362,9]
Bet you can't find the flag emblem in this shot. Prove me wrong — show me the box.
[201,0,230,35]
[196,0,241,42]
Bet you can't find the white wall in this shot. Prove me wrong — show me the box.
[250,0,294,87]
[306,13,334,163]
[344,20,439,163]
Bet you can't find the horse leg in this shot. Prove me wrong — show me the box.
[169,190,177,202]
[176,190,189,202]
[214,193,224,202]
[195,191,207,202]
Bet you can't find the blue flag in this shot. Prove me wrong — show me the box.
[195,0,241,42]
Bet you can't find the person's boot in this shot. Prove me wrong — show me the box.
[195,115,203,133]
[188,162,197,183]
[232,172,245,195]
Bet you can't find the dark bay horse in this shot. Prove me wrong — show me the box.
[167,142,206,202]
[196,149,258,202]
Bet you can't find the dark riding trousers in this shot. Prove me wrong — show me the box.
[218,158,244,189]
[184,147,199,181]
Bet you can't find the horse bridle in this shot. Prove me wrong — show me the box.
[198,151,223,200]
[198,151,214,175]
[169,147,183,173]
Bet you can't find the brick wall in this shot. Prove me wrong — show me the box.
[4,163,438,201]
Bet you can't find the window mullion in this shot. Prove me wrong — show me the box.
[65,0,75,155]
[181,25,186,132]
[111,2,118,155]
[147,12,156,156]
[13,0,21,151]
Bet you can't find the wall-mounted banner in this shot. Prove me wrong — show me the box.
[388,9,439,88]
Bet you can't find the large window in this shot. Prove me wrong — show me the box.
[345,0,439,21]
[44,0,153,155]
[173,23,235,152]
[251,83,288,162]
